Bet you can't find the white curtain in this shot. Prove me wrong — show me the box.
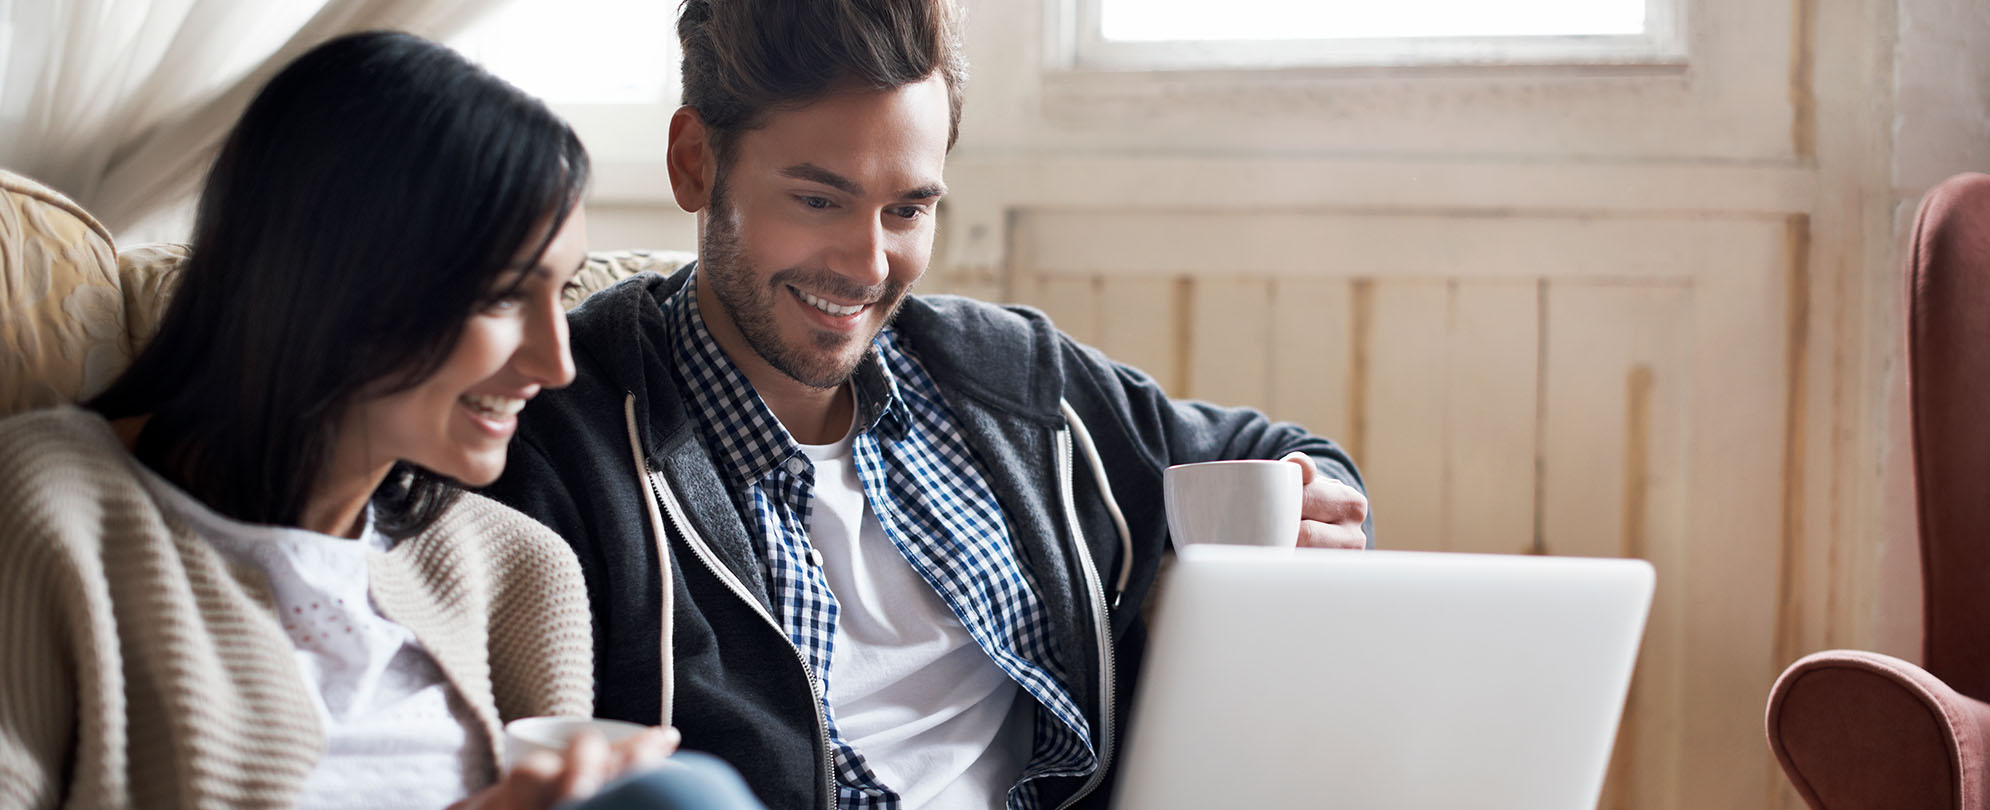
[0,0,514,240]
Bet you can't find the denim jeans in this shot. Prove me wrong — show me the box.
[566,751,770,810]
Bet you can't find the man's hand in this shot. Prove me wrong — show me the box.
[1282,451,1368,549]
[451,726,681,810]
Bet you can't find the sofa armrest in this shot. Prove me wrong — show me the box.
[1767,650,1990,810]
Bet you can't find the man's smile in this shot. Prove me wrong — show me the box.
[793,286,870,318]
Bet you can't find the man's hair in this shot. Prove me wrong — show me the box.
[677,0,967,162]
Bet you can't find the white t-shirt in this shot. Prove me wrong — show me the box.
[136,465,494,809]
[800,426,1034,810]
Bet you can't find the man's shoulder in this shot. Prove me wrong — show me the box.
[896,293,1066,362]
[893,293,1077,414]
[563,268,682,353]
[901,292,1053,335]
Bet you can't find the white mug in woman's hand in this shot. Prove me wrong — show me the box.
[501,716,652,771]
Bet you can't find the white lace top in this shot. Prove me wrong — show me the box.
[136,467,496,809]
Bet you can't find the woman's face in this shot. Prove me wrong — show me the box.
[343,205,588,488]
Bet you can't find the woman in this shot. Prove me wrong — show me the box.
[0,31,757,810]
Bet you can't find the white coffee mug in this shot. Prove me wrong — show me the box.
[1163,459,1303,548]
[502,716,652,771]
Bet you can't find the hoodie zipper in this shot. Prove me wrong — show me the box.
[1052,427,1118,810]
[643,466,838,810]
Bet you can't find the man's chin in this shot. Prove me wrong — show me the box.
[775,356,866,390]
[777,330,879,389]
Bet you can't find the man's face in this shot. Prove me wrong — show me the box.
[692,75,951,390]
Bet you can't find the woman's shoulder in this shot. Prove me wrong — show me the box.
[0,406,141,498]
[432,491,567,549]
[398,491,580,583]
[0,407,165,564]
[0,404,123,452]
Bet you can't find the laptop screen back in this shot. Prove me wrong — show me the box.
[1111,546,1654,810]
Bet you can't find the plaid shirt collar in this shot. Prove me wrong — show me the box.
[665,274,912,485]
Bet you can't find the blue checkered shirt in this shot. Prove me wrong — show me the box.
[664,277,1099,810]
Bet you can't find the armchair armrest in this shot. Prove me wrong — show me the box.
[1767,650,1990,810]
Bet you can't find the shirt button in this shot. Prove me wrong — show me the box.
[786,457,808,475]
[806,548,824,567]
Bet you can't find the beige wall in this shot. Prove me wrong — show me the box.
[577,1,1987,807]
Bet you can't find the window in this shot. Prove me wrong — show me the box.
[451,0,678,106]
[451,0,683,168]
[1064,0,1683,71]
[451,0,695,248]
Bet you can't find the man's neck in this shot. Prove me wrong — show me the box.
[759,378,853,445]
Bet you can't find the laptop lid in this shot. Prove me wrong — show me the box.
[1110,546,1654,810]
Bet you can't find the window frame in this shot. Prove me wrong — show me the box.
[1052,0,1687,72]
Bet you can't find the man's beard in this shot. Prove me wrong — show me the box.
[700,190,911,390]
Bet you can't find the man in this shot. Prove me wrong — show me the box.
[482,0,1369,808]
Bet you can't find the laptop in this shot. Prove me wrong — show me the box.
[1110,546,1654,810]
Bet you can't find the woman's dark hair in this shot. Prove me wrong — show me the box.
[89,30,589,538]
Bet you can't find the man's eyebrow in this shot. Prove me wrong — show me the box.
[779,163,948,201]
[779,163,862,196]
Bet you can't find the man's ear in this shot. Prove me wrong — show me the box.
[667,106,716,213]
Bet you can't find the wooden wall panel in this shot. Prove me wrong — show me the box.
[1010,209,1793,810]
[1028,277,1101,345]
[1541,283,1693,810]
[1679,239,1792,810]
[1098,277,1185,395]
[1183,277,1274,408]
[1442,281,1542,556]
[1360,281,1449,553]
[1269,277,1354,450]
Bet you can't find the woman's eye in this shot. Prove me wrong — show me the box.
[482,294,523,313]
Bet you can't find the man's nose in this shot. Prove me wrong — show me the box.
[828,216,890,288]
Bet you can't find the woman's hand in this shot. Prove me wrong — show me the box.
[452,726,681,810]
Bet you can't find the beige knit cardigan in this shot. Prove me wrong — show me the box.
[0,407,596,809]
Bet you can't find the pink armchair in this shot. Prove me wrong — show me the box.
[1765,173,1990,809]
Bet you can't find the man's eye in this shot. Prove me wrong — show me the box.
[798,196,833,210]
[889,206,925,220]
